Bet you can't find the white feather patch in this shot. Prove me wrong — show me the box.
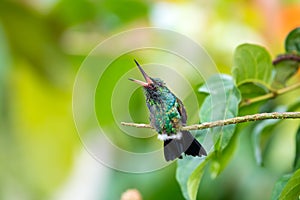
[157,132,182,141]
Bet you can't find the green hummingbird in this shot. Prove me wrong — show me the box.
[129,60,207,161]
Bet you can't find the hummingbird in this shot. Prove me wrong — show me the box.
[129,59,207,161]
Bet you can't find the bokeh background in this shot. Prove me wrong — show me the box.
[1,0,300,200]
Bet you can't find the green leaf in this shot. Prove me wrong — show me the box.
[272,59,299,89]
[187,156,211,200]
[285,27,300,53]
[185,128,240,200]
[271,174,292,200]
[178,75,241,200]
[176,75,241,200]
[199,74,235,94]
[279,169,300,200]
[176,156,207,200]
[232,43,273,88]
[210,126,239,178]
[252,105,289,166]
[237,82,268,99]
[294,126,300,170]
[199,74,241,150]
[252,119,279,166]
[237,82,268,114]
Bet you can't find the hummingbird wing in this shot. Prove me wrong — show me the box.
[176,98,187,125]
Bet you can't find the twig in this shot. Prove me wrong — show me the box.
[272,54,300,65]
[240,82,300,107]
[121,122,153,129]
[121,112,300,131]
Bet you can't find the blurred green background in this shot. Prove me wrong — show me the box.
[1,0,300,199]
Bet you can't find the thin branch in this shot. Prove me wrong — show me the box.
[121,112,300,131]
[182,112,300,130]
[272,54,300,65]
[121,122,153,129]
[240,82,300,107]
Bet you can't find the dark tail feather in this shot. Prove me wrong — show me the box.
[163,139,183,161]
[163,131,207,161]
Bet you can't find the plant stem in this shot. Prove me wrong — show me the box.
[272,54,300,65]
[240,82,300,107]
[121,112,300,131]
[121,122,153,129]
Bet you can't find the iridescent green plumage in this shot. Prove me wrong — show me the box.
[130,60,207,161]
[144,78,184,136]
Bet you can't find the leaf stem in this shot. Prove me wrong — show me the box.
[121,112,300,131]
[240,82,300,107]
[272,54,300,65]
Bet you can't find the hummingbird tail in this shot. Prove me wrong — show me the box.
[163,131,207,161]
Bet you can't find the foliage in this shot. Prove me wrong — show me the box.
[1,1,300,199]
[176,27,300,200]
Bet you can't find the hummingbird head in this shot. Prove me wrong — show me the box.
[129,59,169,101]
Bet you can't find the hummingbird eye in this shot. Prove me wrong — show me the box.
[148,83,155,89]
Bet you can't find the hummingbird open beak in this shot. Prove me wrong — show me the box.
[129,59,153,87]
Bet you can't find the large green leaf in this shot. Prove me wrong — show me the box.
[232,44,273,88]
[285,27,300,53]
[279,169,300,199]
[199,74,241,150]
[272,59,299,89]
[176,75,241,200]
[252,119,279,166]
[294,126,300,170]
[184,127,240,200]
[176,156,207,200]
[210,126,240,178]
[271,174,292,200]
[187,156,211,200]
[272,126,300,199]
